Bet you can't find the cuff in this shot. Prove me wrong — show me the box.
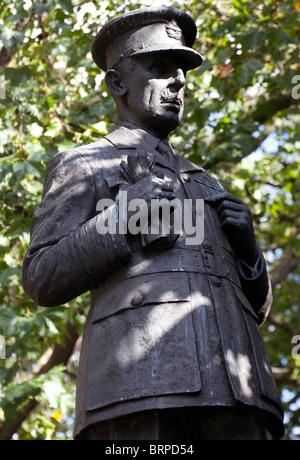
[257,278,273,324]
[236,245,270,319]
[71,204,132,286]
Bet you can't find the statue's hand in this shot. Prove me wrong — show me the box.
[205,192,258,265]
[117,175,175,231]
[117,176,177,250]
[126,175,175,213]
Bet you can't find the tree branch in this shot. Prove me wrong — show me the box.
[267,314,295,337]
[272,366,300,386]
[0,322,79,440]
[0,9,35,68]
[265,248,299,338]
[268,248,299,288]
[253,94,299,124]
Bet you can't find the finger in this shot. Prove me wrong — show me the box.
[120,161,134,183]
[151,177,167,185]
[220,215,250,233]
[161,183,174,193]
[151,191,176,201]
[163,191,176,200]
[205,192,244,206]
[219,209,246,222]
[204,192,228,204]
[216,200,248,216]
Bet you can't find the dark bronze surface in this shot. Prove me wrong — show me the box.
[23,6,284,440]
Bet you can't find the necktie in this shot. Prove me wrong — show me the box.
[156,139,175,167]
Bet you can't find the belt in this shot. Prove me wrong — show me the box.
[121,246,241,288]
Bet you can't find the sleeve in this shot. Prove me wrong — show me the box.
[236,242,272,325]
[22,149,132,307]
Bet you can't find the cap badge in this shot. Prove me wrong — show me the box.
[166,20,183,41]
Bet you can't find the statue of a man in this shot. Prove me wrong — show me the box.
[22,7,284,440]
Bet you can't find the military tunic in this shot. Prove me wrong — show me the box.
[22,124,284,439]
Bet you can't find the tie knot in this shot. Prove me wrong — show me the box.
[157,139,173,156]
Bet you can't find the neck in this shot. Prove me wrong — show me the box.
[115,103,174,139]
[116,116,174,139]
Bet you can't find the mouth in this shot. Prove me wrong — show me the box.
[160,89,182,110]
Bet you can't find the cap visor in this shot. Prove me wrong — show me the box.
[132,47,203,70]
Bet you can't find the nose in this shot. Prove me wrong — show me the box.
[170,67,186,91]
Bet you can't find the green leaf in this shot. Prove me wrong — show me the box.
[58,0,74,14]
[239,29,264,51]
[45,120,63,137]
[0,0,299,441]
[4,67,31,86]
[57,140,77,152]
[242,58,264,85]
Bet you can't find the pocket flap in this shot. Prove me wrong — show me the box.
[91,272,190,323]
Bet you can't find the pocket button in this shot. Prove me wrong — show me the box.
[131,290,145,306]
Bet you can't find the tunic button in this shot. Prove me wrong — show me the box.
[211,276,221,287]
[181,173,191,182]
[203,240,213,251]
[131,290,144,306]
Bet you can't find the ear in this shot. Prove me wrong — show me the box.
[105,69,127,97]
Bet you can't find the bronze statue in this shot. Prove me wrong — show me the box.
[22,7,284,440]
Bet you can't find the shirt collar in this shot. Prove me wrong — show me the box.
[106,122,160,152]
[105,122,204,174]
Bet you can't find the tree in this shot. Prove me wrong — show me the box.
[0,0,299,440]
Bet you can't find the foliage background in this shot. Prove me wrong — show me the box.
[0,0,299,440]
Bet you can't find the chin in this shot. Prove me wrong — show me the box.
[162,118,181,135]
[153,111,182,136]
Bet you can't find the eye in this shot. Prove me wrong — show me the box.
[150,57,168,74]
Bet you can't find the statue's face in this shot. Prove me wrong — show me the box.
[121,53,186,137]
